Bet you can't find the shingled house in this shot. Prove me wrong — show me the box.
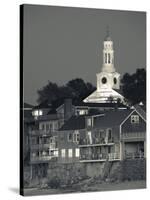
[57,107,146,177]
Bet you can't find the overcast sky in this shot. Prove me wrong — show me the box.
[23,4,146,105]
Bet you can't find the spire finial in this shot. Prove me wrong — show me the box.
[106,25,110,37]
[105,25,111,41]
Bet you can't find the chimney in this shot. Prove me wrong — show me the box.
[64,99,73,121]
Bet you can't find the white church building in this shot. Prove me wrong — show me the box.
[83,29,124,104]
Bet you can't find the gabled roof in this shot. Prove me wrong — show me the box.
[93,109,133,128]
[59,115,86,131]
[133,104,146,121]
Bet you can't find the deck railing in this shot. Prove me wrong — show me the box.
[79,137,114,147]
[125,152,144,159]
[30,155,58,163]
[80,152,120,162]
[122,132,145,140]
[30,143,57,150]
[29,129,58,136]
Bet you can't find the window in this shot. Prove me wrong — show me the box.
[68,149,73,158]
[87,118,92,126]
[108,53,111,63]
[131,115,139,124]
[105,53,107,63]
[46,124,49,131]
[68,133,73,142]
[61,149,66,158]
[75,148,80,157]
[79,110,87,115]
[107,129,112,140]
[54,150,58,157]
[73,131,80,143]
[99,130,104,138]
[114,77,117,84]
[87,131,92,144]
[49,123,52,131]
[32,109,43,117]
[39,110,43,116]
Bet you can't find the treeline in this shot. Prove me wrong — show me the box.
[37,68,146,107]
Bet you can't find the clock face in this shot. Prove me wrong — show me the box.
[102,77,107,84]
[114,77,117,84]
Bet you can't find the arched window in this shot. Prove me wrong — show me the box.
[105,53,107,63]
[108,53,111,63]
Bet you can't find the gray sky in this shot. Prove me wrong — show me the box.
[23,5,146,105]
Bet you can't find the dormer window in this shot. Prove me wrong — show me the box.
[131,115,139,124]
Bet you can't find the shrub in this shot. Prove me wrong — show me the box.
[48,176,61,189]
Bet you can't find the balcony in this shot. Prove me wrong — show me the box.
[29,129,58,136]
[30,143,57,150]
[121,132,145,141]
[79,137,114,147]
[30,156,58,164]
[80,152,120,163]
[125,152,144,159]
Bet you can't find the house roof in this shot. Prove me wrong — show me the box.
[23,102,33,109]
[37,114,58,122]
[133,104,146,121]
[56,101,127,111]
[33,101,52,109]
[59,115,86,131]
[93,109,133,128]
[59,109,135,131]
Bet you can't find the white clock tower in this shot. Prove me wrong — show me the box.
[84,28,124,103]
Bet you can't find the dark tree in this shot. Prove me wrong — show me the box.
[37,78,96,107]
[67,78,96,101]
[121,68,146,104]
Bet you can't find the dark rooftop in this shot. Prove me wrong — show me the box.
[24,102,33,109]
[94,109,134,128]
[59,115,86,131]
[59,109,135,131]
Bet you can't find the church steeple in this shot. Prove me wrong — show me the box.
[102,27,115,73]
[83,28,123,104]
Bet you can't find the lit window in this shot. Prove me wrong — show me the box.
[75,148,80,157]
[61,149,66,158]
[87,118,92,126]
[32,109,43,117]
[68,149,73,158]
[87,131,92,144]
[131,115,139,124]
[39,110,43,116]
[68,133,73,142]
[79,110,87,115]
[54,150,58,157]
